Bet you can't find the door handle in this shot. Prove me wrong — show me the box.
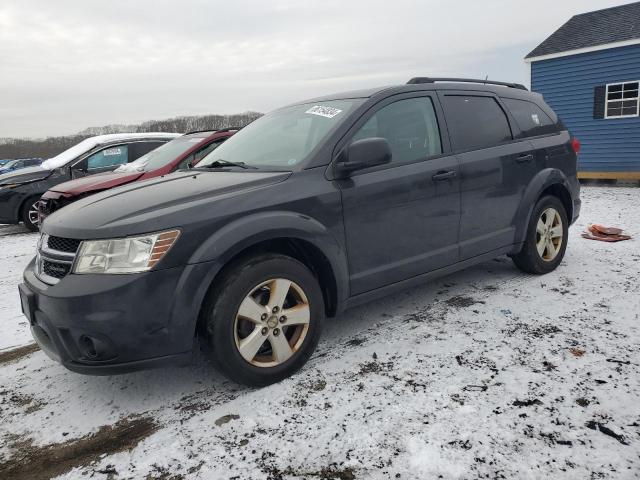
[517,153,534,163]
[432,170,457,181]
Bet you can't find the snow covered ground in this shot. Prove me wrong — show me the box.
[0,185,638,480]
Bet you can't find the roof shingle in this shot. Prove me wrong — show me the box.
[525,2,640,59]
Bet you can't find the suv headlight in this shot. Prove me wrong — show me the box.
[73,229,180,274]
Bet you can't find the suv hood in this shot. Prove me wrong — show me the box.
[0,166,52,185]
[48,171,144,197]
[43,170,291,238]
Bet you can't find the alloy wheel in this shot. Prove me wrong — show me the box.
[28,201,40,228]
[536,207,563,262]
[233,278,310,367]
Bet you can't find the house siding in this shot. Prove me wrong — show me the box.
[531,43,640,172]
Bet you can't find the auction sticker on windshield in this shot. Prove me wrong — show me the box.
[305,105,342,118]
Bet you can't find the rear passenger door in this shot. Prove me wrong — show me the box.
[439,92,535,260]
[337,93,461,295]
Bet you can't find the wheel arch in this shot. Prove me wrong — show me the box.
[187,211,349,337]
[19,193,43,226]
[513,168,574,245]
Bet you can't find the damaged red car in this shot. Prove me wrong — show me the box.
[38,128,237,222]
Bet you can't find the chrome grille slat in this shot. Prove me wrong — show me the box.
[36,234,82,285]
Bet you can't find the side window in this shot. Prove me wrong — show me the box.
[129,141,165,162]
[502,98,556,137]
[176,154,194,170]
[86,145,129,170]
[351,97,442,165]
[193,140,223,164]
[442,95,512,151]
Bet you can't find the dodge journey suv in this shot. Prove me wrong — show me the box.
[20,78,581,386]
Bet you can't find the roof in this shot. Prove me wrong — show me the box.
[294,80,538,109]
[526,2,640,59]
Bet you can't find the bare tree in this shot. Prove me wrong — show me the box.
[0,112,262,159]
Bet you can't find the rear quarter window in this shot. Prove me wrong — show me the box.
[442,95,512,151]
[502,98,557,137]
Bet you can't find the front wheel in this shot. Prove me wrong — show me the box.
[21,197,41,232]
[512,195,568,274]
[204,254,324,386]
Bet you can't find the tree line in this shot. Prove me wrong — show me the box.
[0,112,262,159]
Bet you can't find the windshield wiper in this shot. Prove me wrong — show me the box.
[199,159,257,170]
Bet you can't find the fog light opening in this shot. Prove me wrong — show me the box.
[79,335,98,359]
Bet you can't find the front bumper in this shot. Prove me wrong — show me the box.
[20,258,203,375]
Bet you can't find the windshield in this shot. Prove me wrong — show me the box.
[115,135,206,173]
[197,99,362,170]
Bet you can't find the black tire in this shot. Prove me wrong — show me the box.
[21,196,41,232]
[204,253,324,386]
[512,195,568,274]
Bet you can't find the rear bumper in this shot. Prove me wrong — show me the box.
[571,197,581,224]
[20,258,213,375]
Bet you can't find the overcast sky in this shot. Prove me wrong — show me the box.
[0,0,627,138]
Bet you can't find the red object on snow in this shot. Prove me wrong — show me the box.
[582,224,631,242]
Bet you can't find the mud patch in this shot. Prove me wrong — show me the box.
[358,360,394,375]
[0,391,45,414]
[263,464,356,480]
[215,414,240,426]
[0,415,159,480]
[0,343,39,366]
[145,464,185,480]
[445,295,485,309]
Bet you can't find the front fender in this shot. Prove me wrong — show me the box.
[185,210,349,309]
[513,168,574,245]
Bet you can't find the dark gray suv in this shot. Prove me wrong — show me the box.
[20,78,581,386]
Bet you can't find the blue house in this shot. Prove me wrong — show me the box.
[525,2,640,179]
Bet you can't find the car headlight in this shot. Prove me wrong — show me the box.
[73,229,180,274]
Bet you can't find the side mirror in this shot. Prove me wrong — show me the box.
[334,137,392,178]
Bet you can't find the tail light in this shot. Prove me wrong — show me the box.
[571,138,581,154]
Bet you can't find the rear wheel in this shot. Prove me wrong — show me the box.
[204,254,324,386]
[512,195,568,274]
[21,197,41,232]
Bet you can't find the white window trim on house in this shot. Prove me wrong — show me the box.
[605,81,640,119]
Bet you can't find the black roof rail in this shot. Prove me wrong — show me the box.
[407,77,528,91]
[213,127,244,133]
[183,127,244,135]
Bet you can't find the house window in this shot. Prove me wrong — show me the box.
[605,81,639,119]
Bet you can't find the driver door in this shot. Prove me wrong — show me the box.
[336,93,461,295]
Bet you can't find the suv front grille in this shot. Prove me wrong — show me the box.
[42,259,71,279]
[47,236,81,253]
[36,234,81,285]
